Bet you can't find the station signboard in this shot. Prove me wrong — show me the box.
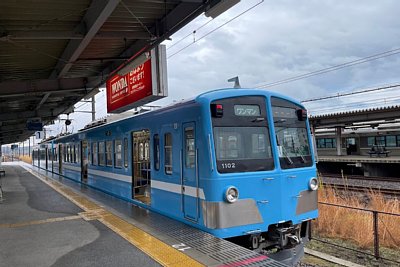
[26,118,43,131]
[106,45,168,113]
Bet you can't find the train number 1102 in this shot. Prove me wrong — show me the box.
[221,163,236,169]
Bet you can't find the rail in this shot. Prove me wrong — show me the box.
[321,173,400,183]
[321,183,400,196]
[312,201,400,265]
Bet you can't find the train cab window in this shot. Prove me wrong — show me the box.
[106,141,112,166]
[211,96,274,173]
[114,139,122,168]
[123,138,128,168]
[153,135,160,171]
[164,133,173,174]
[92,142,98,165]
[272,97,312,169]
[99,142,105,166]
[214,127,272,167]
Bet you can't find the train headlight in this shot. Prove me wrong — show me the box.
[308,177,319,191]
[225,186,239,203]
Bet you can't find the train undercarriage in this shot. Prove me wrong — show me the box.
[227,221,311,266]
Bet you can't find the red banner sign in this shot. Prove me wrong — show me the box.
[106,60,153,113]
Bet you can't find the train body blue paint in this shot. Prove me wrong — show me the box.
[33,88,318,265]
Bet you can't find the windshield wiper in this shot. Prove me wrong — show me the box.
[298,151,306,163]
[281,145,293,165]
[252,117,265,122]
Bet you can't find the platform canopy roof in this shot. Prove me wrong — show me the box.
[0,0,231,145]
[309,105,400,131]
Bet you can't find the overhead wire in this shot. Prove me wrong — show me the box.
[308,96,400,115]
[304,87,400,114]
[166,18,214,51]
[168,0,264,59]
[255,47,400,89]
[301,83,400,103]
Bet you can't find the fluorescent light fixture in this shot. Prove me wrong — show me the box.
[117,52,150,76]
[205,0,240,19]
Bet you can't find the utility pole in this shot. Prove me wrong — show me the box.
[92,96,96,121]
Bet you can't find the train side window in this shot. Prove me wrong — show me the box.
[77,144,80,163]
[184,128,195,168]
[153,134,160,171]
[67,145,71,162]
[164,133,173,174]
[124,138,128,168]
[73,145,77,163]
[139,143,144,161]
[106,141,113,166]
[92,142,98,165]
[114,139,122,168]
[99,142,105,166]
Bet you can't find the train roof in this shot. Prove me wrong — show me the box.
[195,88,304,107]
[48,88,304,143]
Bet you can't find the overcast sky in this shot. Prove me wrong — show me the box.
[52,0,400,135]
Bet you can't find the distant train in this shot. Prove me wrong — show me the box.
[33,88,318,265]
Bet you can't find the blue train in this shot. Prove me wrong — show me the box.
[33,88,318,265]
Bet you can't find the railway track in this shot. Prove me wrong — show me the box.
[320,173,400,196]
[321,183,400,196]
[320,173,400,183]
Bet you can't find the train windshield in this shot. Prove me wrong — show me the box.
[272,97,313,169]
[211,96,274,173]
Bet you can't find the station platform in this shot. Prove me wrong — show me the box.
[317,155,400,164]
[0,162,288,267]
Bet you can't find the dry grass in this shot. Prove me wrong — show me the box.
[19,155,32,164]
[314,184,400,250]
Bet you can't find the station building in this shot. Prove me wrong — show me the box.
[310,105,400,177]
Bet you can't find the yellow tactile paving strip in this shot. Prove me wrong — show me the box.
[24,168,204,267]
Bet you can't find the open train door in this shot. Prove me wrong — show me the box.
[132,130,151,205]
[81,141,88,183]
[182,122,199,221]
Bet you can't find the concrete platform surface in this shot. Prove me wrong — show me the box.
[1,163,289,267]
[0,164,160,267]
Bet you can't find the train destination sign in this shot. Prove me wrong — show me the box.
[106,45,168,113]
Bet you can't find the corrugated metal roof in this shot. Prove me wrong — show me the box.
[0,0,223,144]
[310,105,400,119]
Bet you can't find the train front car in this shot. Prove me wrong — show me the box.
[198,89,318,266]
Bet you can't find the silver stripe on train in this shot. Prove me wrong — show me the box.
[60,165,205,199]
[88,168,132,183]
[151,180,205,200]
[63,164,81,172]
